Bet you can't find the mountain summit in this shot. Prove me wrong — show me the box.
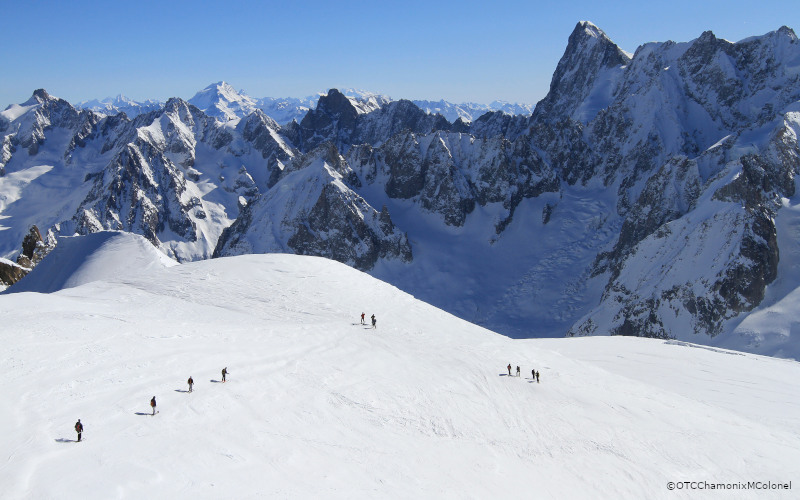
[533,21,631,123]
[188,81,259,121]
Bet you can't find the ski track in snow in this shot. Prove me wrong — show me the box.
[1,234,798,499]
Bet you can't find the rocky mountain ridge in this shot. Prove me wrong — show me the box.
[3,21,800,357]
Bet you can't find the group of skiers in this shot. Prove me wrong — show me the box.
[70,322,545,443]
[507,363,540,383]
[360,312,377,329]
[73,367,230,441]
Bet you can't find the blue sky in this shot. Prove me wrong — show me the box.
[2,0,798,108]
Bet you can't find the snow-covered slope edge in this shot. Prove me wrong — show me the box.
[1,237,798,499]
[4,231,176,294]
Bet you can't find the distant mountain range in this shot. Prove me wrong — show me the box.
[3,21,800,359]
[75,83,535,125]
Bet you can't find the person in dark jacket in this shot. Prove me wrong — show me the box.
[516,366,521,377]
[371,315,376,329]
[360,312,365,325]
[222,367,228,383]
[188,376,194,392]
[74,419,83,442]
[150,396,157,415]
[536,371,540,383]
[507,364,512,376]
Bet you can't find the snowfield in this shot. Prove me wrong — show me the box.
[1,233,798,499]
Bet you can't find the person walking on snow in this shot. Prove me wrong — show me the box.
[188,376,194,392]
[222,367,228,383]
[507,364,512,376]
[361,312,365,325]
[532,369,535,380]
[150,396,157,415]
[516,366,521,377]
[74,419,83,442]
[536,371,540,383]
[371,315,376,329]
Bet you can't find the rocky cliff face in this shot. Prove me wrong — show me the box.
[214,143,412,270]
[560,24,800,342]
[2,89,83,160]
[62,98,268,259]
[237,110,297,188]
[533,21,631,124]
[0,225,55,289]
[1,92,294,262]
[346,130,558,230]
[286,89,454,153]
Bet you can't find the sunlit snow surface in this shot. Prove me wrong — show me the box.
[1,233,798,499]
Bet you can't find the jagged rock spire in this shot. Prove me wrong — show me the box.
[533,21,630,123]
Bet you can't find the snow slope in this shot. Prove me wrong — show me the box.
[188,82,259,121]
[1,233,798,499]
[8,231,177,293]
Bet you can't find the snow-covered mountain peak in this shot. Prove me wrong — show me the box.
[576,20,603,39]
[738,25,800,64]
[113,94,138,106]
[317,88,359,116]
[569,21,621,50]
[779,24,798,37]
[78,94,163,119]
[193,81,243,105]
[212,80,237,95]
[533,21,630,123]
[161,96,203,116]
[239,108,280,132]
[188,81,258,121]
[81,94,141,108]
[10,88,61,113]
[340,88,392,114]
[27,88,52,105]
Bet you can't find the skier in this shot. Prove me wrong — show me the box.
[371,314,376,329]
[516,366,521,377]
[507,364,512,376]
[188,376,194,392]
[222,367,228,383]
[150,396,157,415]
[74,419,83,442]
[360,312,365,325]
[536,371,540,383]
[531,369,535,380]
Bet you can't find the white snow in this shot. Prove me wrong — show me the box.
[1,102,40,122]
[188,82,259,122]
[1,232,798,498]
[8,232,176,293]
